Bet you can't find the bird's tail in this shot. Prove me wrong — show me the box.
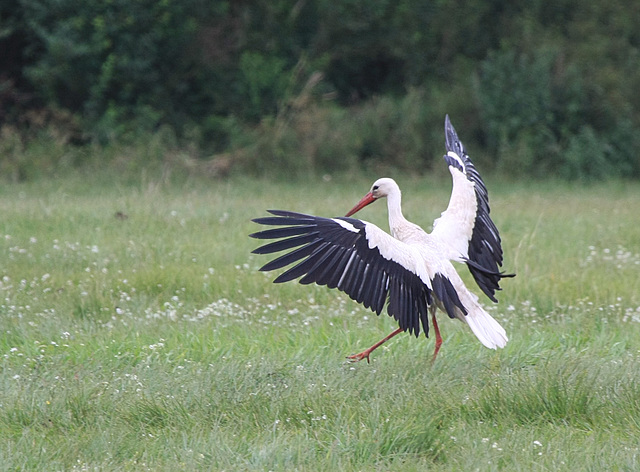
[464,305,508,349]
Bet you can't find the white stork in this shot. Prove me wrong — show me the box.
[250,115,513,363]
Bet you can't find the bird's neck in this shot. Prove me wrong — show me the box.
[386,190,409,233]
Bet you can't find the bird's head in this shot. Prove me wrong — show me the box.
[345,178,399,217]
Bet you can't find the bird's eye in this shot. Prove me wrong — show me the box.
[372,185,379,191]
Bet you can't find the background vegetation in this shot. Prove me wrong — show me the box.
[2,0,640,180]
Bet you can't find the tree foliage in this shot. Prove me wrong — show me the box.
[1,0,639,179]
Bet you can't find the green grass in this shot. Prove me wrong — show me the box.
[1,171,639,471]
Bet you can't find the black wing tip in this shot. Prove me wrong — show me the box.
[266,209,296,217]
[249,230,268,239]
[465,258,516,278]
[444,114,460,154]
[464,258,516,302]
[432,273,467,318]
[250,211,318,231]
[252,209,311,220]
[251,210,282,221]
[443,153,464,173]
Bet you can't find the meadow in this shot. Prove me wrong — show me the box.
[0,170,639,471]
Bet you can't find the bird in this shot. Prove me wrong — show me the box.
[249,115,514,363]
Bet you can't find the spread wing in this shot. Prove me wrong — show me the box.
[431,115,514,302]
[250,211,467,337]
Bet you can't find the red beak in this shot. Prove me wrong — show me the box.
[345,192,376,217]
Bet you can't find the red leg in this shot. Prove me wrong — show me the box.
[431,310,443,365]
[347,328,404,363]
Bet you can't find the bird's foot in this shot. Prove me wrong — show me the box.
[346,350,372,363]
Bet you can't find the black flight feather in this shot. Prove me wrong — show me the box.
[250,211,433,337]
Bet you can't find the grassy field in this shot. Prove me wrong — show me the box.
[1,171,639,471]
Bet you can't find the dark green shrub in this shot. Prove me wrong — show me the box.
[476,45,640,180]
[19,0,226,139]
[2,0,640,180]
[238,52,291,122]
[561,126,612,180]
